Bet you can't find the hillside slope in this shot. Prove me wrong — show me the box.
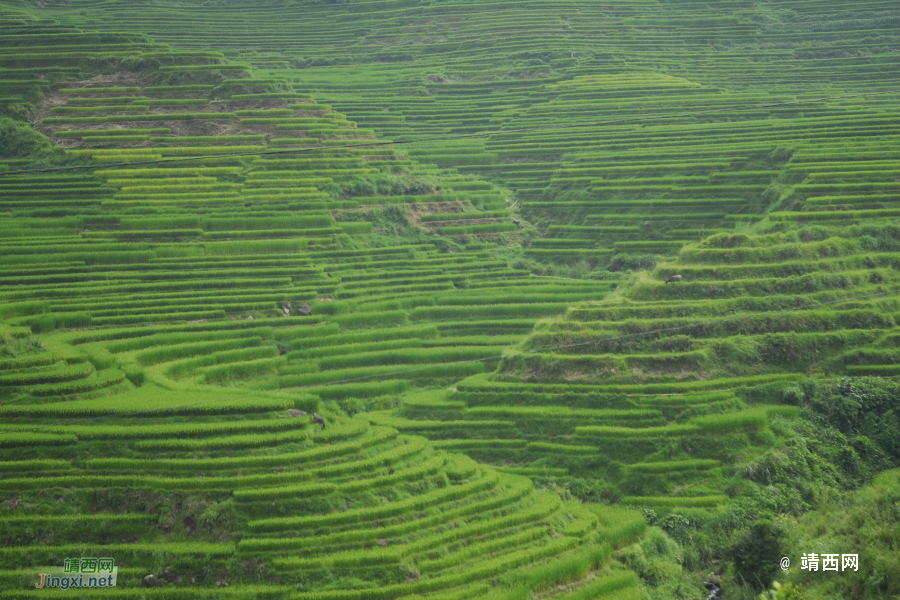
[3,0,900,597]
[0,7,659,600]
[19,0,900,264]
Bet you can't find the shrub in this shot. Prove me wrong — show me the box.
[608,253,658,272]
[729,520,784,592]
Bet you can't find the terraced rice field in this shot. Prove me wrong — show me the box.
[0,6,646,599]
[391,123,900,508]
[3,0,900,597]
[23,0,900,259]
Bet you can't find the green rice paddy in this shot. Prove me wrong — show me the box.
[1,0,900,598]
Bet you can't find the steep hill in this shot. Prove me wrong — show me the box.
[18,0,900,263]
[0,7,657,600]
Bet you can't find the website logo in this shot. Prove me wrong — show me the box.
[35,557,117,589]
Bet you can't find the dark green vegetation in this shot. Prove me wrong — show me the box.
[2,0,900,598]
